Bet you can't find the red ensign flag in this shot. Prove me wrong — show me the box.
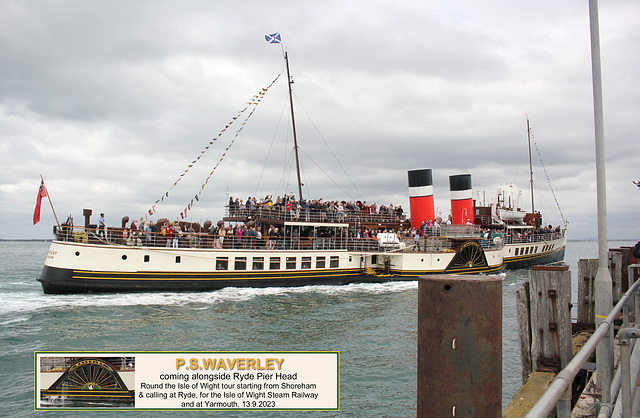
[33,180,48,225]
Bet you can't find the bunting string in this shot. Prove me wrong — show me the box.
[140,73,281,224]
[176,103,261,222]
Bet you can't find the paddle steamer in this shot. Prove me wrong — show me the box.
[37,50,565,294]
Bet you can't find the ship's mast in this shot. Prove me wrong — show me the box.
[284,51,304,201]
[527,117,535,214]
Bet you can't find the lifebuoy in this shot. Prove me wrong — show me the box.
[213,239,222,249]
[266,240,275,250]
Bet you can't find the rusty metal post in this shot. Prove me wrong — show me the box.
[83,208,92,229]
[417,275,502,417]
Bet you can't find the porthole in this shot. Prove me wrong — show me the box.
[122,255,127,260]
[75,251,80,256]
[175,256,181,263]
[144,255,150,262]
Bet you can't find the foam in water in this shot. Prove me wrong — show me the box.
[1,280,420,316]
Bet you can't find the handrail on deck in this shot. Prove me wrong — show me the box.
[54,223,509,252]
[526,264,640,418]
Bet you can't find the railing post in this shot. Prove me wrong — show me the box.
[578,259,598,327]
[630,265,640,328]
[618,328,640,417]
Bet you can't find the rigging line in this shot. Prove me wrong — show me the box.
[170,74,283,223]
[282,147,300,197]
[291,91,364,201]
[272,100,294,198]
[254,87,289,197]
[267,87,294,198]
[528,127,568,227]
[270,146,294,199]
[300,155,310,199]
[297,147,358,201]
[285,147,298,196]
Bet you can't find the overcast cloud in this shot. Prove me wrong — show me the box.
[1,0,638,240]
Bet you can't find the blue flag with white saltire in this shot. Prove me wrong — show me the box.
[265,33,281,44]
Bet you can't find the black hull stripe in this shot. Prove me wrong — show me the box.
[71,269,362,281]
[504,247,566,264]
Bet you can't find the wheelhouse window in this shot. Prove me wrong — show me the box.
[286,257,296,270]
[235,257,247,270]
[216,257,228,270]
[269,257,280,270]
[252,257,264,270]
[301,257,311,269]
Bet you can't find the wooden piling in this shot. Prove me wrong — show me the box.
[578,253,628,326]
[417,275,502,418]
[609,250,623,304]
[512,265,572,415]
[516,281,533,383]
[516,266,572,379]
[528,265,572,374]
[577,259,598,328]
[510,248,638,415]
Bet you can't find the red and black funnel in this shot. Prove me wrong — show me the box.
[408,169,435,229]
[449,174,474,225]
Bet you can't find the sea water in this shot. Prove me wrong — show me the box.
[0,240,635,416]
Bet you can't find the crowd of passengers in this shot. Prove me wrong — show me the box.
[114,220,411,249]
[72,199,562,249]
[117,215,489,250]
[506,224,563,244]
[227,195,405,222]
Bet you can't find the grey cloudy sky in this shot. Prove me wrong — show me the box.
[1,0,638,240]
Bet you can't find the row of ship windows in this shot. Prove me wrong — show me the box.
[137,254,341,271]
[514,244,554,256]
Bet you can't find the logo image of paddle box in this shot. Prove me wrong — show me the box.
[37,355,135,409]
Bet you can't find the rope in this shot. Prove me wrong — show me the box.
[528,126,568,228]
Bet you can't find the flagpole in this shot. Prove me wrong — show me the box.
[40,174,61,228]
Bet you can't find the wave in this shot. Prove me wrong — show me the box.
[0,280,419,315]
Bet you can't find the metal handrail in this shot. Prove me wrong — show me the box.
[526,264,640,417]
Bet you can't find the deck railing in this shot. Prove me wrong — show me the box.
[53,224,506,252]
[504,230,566,244]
